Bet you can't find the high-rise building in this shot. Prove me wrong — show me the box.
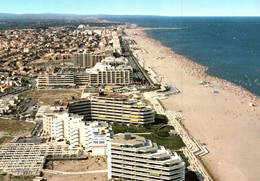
[73,53,107,68]
[108,133,185,181]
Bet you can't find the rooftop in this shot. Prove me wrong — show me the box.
[111,133,146,146]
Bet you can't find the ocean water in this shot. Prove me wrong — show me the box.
[101,16,260,96]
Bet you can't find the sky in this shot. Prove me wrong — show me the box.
[0,0,260,16]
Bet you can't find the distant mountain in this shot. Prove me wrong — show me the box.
[0,13,99,21]
[0,13,160,21]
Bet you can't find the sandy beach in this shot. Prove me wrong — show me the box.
[125,29,260,181]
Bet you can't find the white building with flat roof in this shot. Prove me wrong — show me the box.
[40,108,112,155]
[108,133,185,181]
[86,57,133,86]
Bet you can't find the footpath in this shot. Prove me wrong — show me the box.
[144,92,212,181]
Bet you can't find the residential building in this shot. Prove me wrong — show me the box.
[36,73,76,87]
[73,52,108,68]
[0,95,20,114]
[40,107,112,155]
[0,84,12,93]
[67,92,154,124]
[36,57,133,87]
[86,56,133,86]
[108,133,185,181]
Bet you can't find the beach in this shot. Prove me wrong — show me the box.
[125,29,260,181]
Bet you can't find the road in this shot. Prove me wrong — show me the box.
[121,39,151,85]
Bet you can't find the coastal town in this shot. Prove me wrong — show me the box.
[0,15,260,181]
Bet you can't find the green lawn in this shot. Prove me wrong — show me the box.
[140,134,185,150]
[112,123,173,134]
[112,114,186,151]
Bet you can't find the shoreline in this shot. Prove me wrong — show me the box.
[133,28,260,103]
[125,28,260,181]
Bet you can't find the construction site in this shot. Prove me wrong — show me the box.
[0,143,83,176]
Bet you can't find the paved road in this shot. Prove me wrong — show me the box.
[121,39,150,85]
[23,99,37,114]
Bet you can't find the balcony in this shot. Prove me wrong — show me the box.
[111,158,184,172]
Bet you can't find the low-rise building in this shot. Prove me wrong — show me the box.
[0,95,20,114]
[36,73,76,87]
[108,133,185,181]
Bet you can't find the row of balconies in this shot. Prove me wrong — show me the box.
[111,172,159,181]
[111,167,184,181]
[111,160,185,175]
[112,162,185,176]
[111,160,185,172]
[91,107,154,116]
[91,112,154,121]
[111,158,184,171]
[94,116,153,124]
[111,154,173,166]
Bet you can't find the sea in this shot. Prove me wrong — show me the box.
[101,16,260,97]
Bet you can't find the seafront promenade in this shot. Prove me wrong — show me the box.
[144,92,212,181]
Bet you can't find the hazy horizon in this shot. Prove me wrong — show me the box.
[0,0,259,17]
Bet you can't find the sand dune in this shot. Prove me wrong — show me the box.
[125,29,260,181]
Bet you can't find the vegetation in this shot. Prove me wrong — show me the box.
[0,174,35,181]
[0,119,34,136]
[112,113,185,150]
[140,134,185,150]
[176,151,190,168]
[155,113,168,124]
[0,136,14,145]
[112,122,173,135]
[185,171,200,181]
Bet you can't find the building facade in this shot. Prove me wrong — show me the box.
[36,57,133,87]
[36,73,76,87]
[86,56,133,86]
[67,93,155,124]
[108,133,185,181]
[40,107,112,155]
[73,53,107,68]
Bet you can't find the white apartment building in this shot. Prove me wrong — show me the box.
[108,133,185,181]
[85,57,133,85]
[36,57,133,87]
[40,107,112,155]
